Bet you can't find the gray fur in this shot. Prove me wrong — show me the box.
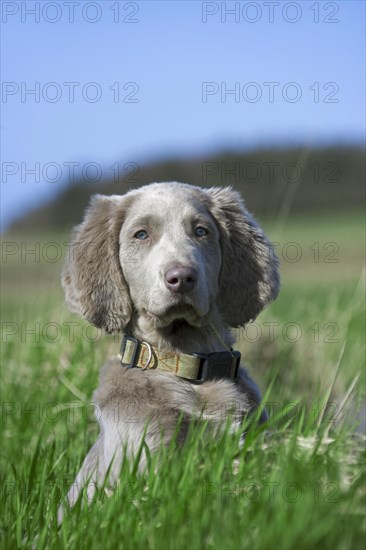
[59,182,279,518]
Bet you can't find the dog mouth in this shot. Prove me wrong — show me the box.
[144,303,202,328]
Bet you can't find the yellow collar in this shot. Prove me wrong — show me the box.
[119,336,240,383]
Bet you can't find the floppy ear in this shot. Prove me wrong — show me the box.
[62,194,135,333]
[205,187,280,327]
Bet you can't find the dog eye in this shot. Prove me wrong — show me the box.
[195,226,208,237]
[134,230,149,240]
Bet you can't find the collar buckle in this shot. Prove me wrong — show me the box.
[120,335,140,368]
[194,351,241,383]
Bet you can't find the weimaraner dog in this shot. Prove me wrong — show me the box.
[60,182,279,514]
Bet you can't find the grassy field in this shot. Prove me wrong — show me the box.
[1,212,365,549]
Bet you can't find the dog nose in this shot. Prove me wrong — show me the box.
[164,266,198,294]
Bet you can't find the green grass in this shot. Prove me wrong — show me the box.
[1,213,365,549]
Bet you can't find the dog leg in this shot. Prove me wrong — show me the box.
[58,436,105,523]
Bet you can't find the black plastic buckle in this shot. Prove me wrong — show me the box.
[194,351,241,383]
[120,335,140,368]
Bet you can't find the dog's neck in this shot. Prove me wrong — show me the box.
[125,309,234,355]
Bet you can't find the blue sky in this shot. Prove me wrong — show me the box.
[1,0,365,229]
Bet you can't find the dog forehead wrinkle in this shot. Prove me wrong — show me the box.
[136,182,202,201]
[132,185,206,220]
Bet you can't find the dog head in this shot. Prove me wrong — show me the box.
[62,183,279,334]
